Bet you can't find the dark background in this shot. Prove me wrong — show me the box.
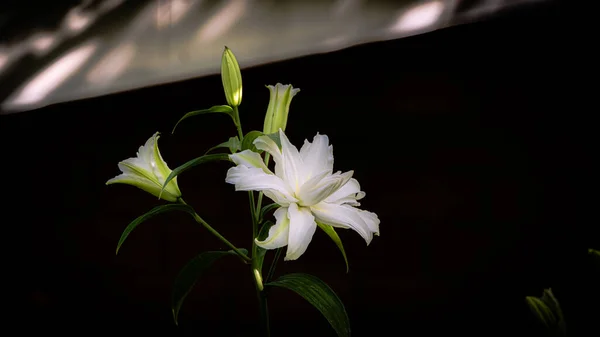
[3,1,597,336]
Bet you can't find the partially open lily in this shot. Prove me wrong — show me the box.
[262,83,300,134]
[107,132,182,202]
[226,129,380,260]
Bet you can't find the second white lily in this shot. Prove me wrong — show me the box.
[226,129,380,261]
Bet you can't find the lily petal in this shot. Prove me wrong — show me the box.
[278,129,304,192]
[225,166,297,205]
[358,210,380,236]
[296,170,354,207]
[324,178,365,206]
[230,150,272,174]
[137,134,155,166]
[310,202,374,245]
[284,203,317,261]
[254,134,284,178]
[151,133,169,181]
[150,133,182,197]
[255,207,290,249]
[118,159,158,184]
[299,133,333,182]
[106,173,179,202]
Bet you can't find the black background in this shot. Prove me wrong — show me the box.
[3,1,597,336]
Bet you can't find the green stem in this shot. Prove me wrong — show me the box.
[233,105,271,336]
[259,292,271,336]
[178,199,251,263]
[233,106,244,141]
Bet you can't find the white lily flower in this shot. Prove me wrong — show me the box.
[107,132,182,202]
[226,129,380,261]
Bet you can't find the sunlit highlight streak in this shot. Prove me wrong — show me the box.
[6,42,98,106]
[30,32,60,56]
[0,51,9,73]
[86,43,136,86]
[63,7,95,34]
[195,0,247,43]
[156,0,201,29]
[390,1,445,33]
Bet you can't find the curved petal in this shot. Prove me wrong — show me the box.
[310,202,374,245]
[358,210,380,236]
[296,170,354,207]
[254,134,284,178]
[230,150,272,174]
[151,133,181,197]
[106,173,179,202]
[278,129,304,191]
[118,160,158,184]
[151,133,169,181]
[284,203,317,261]
[255,207,290,249]
[225,166,297,205]
[299,133,333,182]
[137,133,155,165]
[324,178,365,206]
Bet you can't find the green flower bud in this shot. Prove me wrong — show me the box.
[262,83,300,134]
[221,46,242,107]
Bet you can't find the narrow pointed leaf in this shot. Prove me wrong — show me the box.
[172,249,248,325]
[172,105,235,134]
[160,153,231,198]
[116,204,195,254]
[241,130,263,152]
[204,136,241,155]
[266,273,350,337]
[259,203,280,223]
[317,222,349,273]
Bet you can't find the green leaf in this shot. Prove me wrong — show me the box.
[172,105,235,134]
[160,153,231,199]
[255,220,275,272]
[116,204,195,255]
[172,249,248,325]
[267,273,350,337]
[241,130,263,152]
[259,203,280,223]
[317,222,349,273]
[204,136,241,155]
